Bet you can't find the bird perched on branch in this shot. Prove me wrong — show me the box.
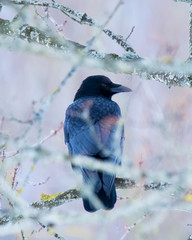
[64,75,132,212]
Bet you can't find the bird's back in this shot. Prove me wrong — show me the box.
[64,75,131,212]
[65,89,126,212]
[64,96,123,158]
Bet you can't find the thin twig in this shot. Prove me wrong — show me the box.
[21,230,26,240]
[38,222,67,240]
[0,122,64,159]
[35,122,64,146]
[125,26,135,41]
[4,0,138,55]
[12,166,19,189]
[120,214,147,240]
[102,0,123,28]
[28,176,50,187]
[9,117,33,125]
[0,116,5,132]
[189,4,192,60]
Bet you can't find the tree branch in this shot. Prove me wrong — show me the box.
[1,17,192,87]
[31,178,170,209]
[189,3,192,60]
[173,0,192,3]
[2,0,138,56]
[0,178,170,226]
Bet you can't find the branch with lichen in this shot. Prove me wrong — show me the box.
[32,178,170,209]
[32,178,137,209]
[0,17,192,87]
[0,177,170,226]
[2,0,138,56]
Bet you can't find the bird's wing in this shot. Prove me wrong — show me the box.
[64,113,123,159]
[65,124,101,155]
[64,100,124,209]
[96,115,124,165]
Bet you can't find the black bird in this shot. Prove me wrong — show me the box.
[64,75,132,212]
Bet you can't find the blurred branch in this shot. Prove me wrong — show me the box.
[37,122,63,146]
[120,214,147,240]
[173,0,192,66]
[125,26,135,41]
[2,0,138,56]
[0,122,63,159]
[189,3,192,60]
[173,0,192,3]
[38,222,67,240]
[20,230,26,240]
[0,178,170,226]
[31,178,170,209]
[188,234,192,240]
[1,17,192,86]
[0,18,85,55]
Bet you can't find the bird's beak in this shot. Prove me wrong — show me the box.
[110,84,132,93]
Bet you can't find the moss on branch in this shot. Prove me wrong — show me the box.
[31,178,170,209]
[0,178,171,226]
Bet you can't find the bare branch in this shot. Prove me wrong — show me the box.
[189,4,192,60]
[173,0,192,3]
[2,0,138,55]
[38,222,67,240]
[20,230,26,240]
[120,214,147,240]
[0,177,170,226]
[31,178,171,209]
[1,17,192,87]
[0,122,63,159]
[125,26,135,41]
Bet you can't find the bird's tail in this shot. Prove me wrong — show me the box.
[82,180,117,212]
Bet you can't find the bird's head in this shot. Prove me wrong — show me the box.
[74,75,132,101]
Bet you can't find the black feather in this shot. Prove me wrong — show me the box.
[64,75,131,212]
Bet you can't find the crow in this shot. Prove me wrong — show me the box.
[64,75,132,212]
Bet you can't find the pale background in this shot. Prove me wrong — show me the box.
[0,0,192,239]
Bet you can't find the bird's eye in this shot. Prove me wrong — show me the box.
[101,83,108,88]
